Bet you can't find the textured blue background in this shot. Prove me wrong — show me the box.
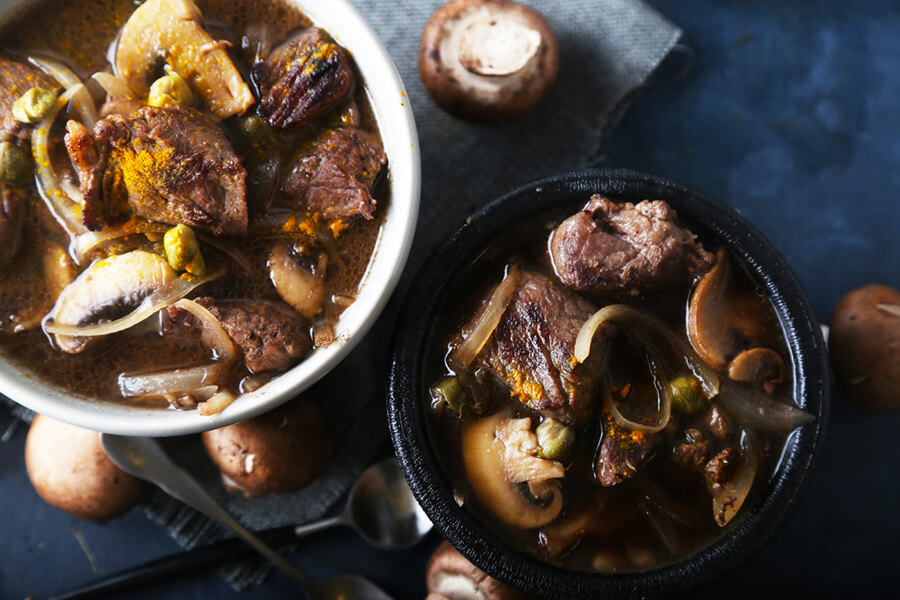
[2,0,899,598]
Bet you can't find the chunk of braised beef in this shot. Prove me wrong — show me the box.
[279,127,385,221]
[704,447,737,493]
[702,402,732,442]
[163,298,311,373]
[0,184,25,274]
[0,56,61,145]
[549,195,715,293]
[254,28,354,129]
[64,104,247,236]
[672,427,710,472]
[472,270,600,426]
[595,413,658,486]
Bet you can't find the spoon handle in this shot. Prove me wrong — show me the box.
[102,435,313,588]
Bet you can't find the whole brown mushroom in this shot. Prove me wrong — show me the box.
[419,0,558,123]
[25,415,146,522]
[426,540,523,600]
[829,284,900,412]
[202,396,330,497]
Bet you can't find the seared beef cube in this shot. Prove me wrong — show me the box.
[163,298,311,373]
[672,427,710,472]
[280,127,385,221]
[254,28,354,129]
[0,57,61,145]
[704,447,737,493]
[702,402,732,442]
[64,104,247,236]
[595,413,658,486]
[475,270,600,425]
[550,195,714,293]
[0,185,25,274]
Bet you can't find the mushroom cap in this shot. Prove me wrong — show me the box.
[201,396,330,497]
[460,413,564,530]
[688,249,770,371]
[727,347,785,394]
[829,284,900,412]
[25,415,145,522]
[419,0,558,123]
[426,540,523,600]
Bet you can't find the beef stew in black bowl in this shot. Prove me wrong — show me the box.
[388,169,829,598]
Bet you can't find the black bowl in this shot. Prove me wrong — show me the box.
[387,169,830,598]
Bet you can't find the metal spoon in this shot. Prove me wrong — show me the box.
[101,434,394,600]
[292,457,432,549]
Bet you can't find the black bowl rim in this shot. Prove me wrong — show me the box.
[387,168,830,598]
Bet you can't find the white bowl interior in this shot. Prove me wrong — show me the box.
[0,0,420,435]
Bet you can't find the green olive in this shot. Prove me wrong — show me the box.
[0,141,32,182]
[148,71,194,108]
[430,376,470,417]
[12,87,57,123]
[669,375,708,415]
[535,418,574,461]
[163,224,205,276]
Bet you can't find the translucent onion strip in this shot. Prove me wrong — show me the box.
[29,56,97,129]
[712,430,759,527]
[575,304,720,398]
[198,389,237,415]
[71,220,169,265]
[43,266,222,337]
[449,264,522,369]
[601,338,672,434]
[90,72,135,99]
[32,85,88,237]
[717,380,815,432]
[172,298,239,365]
[118,365,224,398]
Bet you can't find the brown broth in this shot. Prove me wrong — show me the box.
[426,206,792,573]
[0,0,388,404]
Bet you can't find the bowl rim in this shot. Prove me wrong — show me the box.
[0,0,421,436]
[387,168,830,598]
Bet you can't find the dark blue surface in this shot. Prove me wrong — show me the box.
[2,0,899,598]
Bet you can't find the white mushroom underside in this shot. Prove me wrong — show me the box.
[439,6,542,98]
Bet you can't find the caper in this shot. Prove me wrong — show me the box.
[430,376,470,417]
[535,418,574,461]
[148,70,194,108]
[669,374,708,415]
[0,141,32,182]
[12,87,57,123]
[163,224,205,276]
[240,114,279,147]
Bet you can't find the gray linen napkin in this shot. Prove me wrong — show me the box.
[1,0,681,590]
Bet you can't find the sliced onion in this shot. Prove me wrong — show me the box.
[196,232,253,275]
[42,266,222,337]
[172,298,239,365]
[635,478,705,528]
[118,364,224,398]
[90,72,135,99]
[717,379,815,432]
[638,499,680,555]
[29,56,97,129]
[575,304,719,398]
[32,86,88,237]
[71,220,169,264]
[59,178,84,205]
[198,389,237,415]
[712,430,759,527]
[449,265,522,369]
[601,337,672,434]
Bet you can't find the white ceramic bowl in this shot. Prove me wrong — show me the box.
[0,0,420,436]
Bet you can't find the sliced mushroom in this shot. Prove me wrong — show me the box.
[688,248,769,370]
[727,347,785,394]
[829,284,900,412]
[461,413,564,530]
[419,0,558,122]
[115,0,254,120]
[268,239,327,320]
[44,250,178,353]
[426,540,523,600]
